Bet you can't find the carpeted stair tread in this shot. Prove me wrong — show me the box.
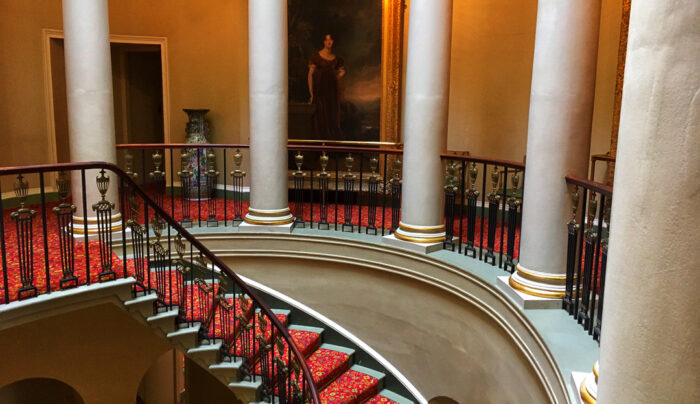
[303,346,353,389]
[363,395,398,404]
[318,367,381,404]
[288,328,323,356]
[362,389,414,404]
[253,327,323,374]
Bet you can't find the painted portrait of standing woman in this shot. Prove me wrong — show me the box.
[308,34,345,139]
[288,0,384,141]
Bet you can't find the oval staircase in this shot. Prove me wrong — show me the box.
[0,162,417,404]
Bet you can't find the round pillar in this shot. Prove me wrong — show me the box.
[243,0,293,226]
[597,0,700,401]
[63,0,119,218]
[509,0,602,298]
[394,0,453,244]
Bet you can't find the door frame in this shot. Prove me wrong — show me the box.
[42,29,171,164]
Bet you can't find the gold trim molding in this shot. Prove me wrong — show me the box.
[579,378,596,404]
[243,216,295,226]
[508,276,566,299]
[394,232,446,244]
[515,264,566,285]
[380,0,405,145]
[247,207,291,218]
[398,222,446,234]
[73,224,124,235]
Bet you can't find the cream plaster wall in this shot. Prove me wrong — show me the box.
[0,0,620,179]
[200,233,568,403]
[447,0,621,167]
[0,302,172,404]
[0,0,249,170]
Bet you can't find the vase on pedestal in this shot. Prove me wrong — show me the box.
[183,109,211,200]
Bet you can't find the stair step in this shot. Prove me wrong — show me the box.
[187,341,222,367]
[146,308,179,334]
[228,379,262,403]
[319,365,385,404]
[364,389,415,404]
[303,345,353,389]
[287,324,324,334]
[167,323,201,350]
[124,292,157,317]
[209,358,244,384]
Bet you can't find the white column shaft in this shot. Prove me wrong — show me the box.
[598,0,700,401]
[396,0,453,242]
[245,0,291,224]
[63,0,118,216]
[513,0,601,293]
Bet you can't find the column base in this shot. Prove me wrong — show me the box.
[243,207,294,226]
[497,276,562,309]
[382,234,443,254]
[71,213,129,241]
[507,263,567,299]
[393,221,446,244]
[571,368,597,404]
[238,222,294,233]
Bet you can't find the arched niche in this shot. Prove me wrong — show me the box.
[0,378,84,404]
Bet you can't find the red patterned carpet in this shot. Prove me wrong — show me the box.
[1,196,518,403]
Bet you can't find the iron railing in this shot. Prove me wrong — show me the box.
[116,143,525,271]
[563,174,612,342]
[0,161,319,404]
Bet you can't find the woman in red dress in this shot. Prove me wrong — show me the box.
[308,34,345,140]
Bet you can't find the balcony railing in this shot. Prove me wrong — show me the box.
[115,143,525,272]
[0,161,319,403]
[563,175,613,342]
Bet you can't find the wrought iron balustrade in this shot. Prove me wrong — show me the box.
[563,175,612,342]
[115,143,527,272]
[0,161,319,404]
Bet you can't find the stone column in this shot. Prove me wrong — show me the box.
[384,0,453,253]
[507,0,601,300]
[597,0,700,401]
[62,0,120,227]
[241,0,293,231]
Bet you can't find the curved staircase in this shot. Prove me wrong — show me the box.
[0,162,417,404]
[124,281,413,404]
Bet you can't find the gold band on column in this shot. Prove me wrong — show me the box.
[508,263,566,298]
[579,378,596,404]
[72,213,124,234]
[394,222,447,243]
[243,207,294,225]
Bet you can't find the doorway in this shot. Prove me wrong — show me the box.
[46,33,168,165]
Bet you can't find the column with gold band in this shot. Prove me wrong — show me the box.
[394,223,446,244]
[507,0,601,299]
[578,361,598,404]
[386,0,453,247]
[63,0,120,223]
[241,0,293,229]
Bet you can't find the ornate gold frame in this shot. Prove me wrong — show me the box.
[380,0,405,145]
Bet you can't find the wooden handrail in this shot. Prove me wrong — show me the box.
[0,161,320,404]
[565,174,613,197]
[115,143,526,169]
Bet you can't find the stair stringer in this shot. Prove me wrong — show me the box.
[122,293,263,403]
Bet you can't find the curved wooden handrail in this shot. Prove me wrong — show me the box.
[115,143,250,149]
[0,161,320,404]
[115,143,527,169]
[565,174,613,197]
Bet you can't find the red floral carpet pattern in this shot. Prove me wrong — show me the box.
[319,369,379,404]
[304,348,352,389]
[153,193,521,257]
[3,197,498,402]
[364,395,398,404]
[0,200,130,304]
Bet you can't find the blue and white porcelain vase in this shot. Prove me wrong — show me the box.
[183,109,211,199]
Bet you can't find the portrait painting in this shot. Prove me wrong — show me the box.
[288,0,385,142]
